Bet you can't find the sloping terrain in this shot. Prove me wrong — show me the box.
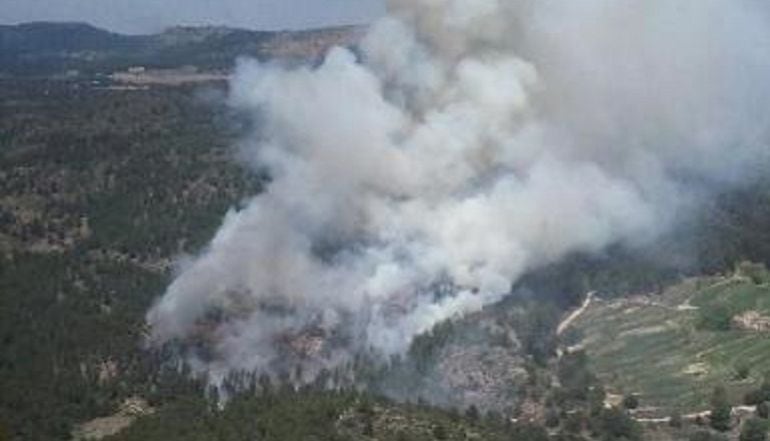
[2,20,770,441]
[105,391,520,441]
[0,77,260,441]
[572,266,770,416]
[0,22,362,75]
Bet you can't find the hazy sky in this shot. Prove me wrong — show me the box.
[0,0,385,33]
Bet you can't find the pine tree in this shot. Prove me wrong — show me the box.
[758,402,770,419]
[710,386,732,432]
[740,418,768,441]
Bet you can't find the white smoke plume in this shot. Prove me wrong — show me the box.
[147,0,770,380]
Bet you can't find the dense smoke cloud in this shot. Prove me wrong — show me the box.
[147,0,770,381]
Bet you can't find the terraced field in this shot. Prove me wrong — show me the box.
[570,270,770,417]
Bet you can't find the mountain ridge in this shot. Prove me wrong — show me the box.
[0,21,364,75]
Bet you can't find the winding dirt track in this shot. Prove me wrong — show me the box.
[553,290,761,423]
[634,406,757,424]
[557,291,596,336]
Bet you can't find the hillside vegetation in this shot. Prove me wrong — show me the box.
[0,77,260,440]
[572,264,770,416]
[2,23,770,441]
[0,22,362,76]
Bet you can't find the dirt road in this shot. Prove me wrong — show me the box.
[557,291,596,336]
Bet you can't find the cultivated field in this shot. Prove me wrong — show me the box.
[571,269,770,417]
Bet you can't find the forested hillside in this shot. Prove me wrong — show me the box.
[0,77,260,440]
[2,22,770,441]
[0,22,361,75]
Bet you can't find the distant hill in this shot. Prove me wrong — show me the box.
[0,22,364,75]
[0,22,132,53]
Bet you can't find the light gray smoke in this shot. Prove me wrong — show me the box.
[147,0,770,381]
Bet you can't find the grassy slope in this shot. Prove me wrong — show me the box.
[573,274,770,415]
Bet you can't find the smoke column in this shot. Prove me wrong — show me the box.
[147,0,770,380]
